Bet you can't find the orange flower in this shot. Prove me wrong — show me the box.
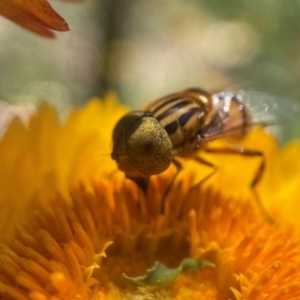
[0,0,70,38]
[0,93,300,300]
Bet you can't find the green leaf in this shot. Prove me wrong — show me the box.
[123,258,214,286]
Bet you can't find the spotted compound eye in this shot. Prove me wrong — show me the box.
[126,116,173,176]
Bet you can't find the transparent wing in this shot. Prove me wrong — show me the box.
[238,90,299,124]
[202,90,299,141]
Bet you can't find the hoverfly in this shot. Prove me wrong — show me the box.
[111,88,298,221]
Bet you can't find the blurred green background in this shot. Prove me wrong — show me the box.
[0,0,300,141]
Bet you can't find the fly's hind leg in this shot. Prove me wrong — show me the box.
[205,147,274,224]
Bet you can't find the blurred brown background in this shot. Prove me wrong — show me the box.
[0,0,300,141]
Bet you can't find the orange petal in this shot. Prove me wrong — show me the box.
[0,0,69,38]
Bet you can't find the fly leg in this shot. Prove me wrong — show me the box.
[126,163,182,214]
[161,157,218,214]
[191,156,219,187]
[160,159,182,214]
[205,146,274,224]
[128,161,182,214]
[176,157,218,217]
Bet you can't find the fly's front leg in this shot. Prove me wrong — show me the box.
[205,147,274,224]
[162,157,218,214]
[178,156,218,218]
[160,159,182,214]
[126,161,182,215]
[128,161,182,214]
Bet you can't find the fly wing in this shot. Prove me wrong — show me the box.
[202,90,299,141]
[237,90,299,124]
